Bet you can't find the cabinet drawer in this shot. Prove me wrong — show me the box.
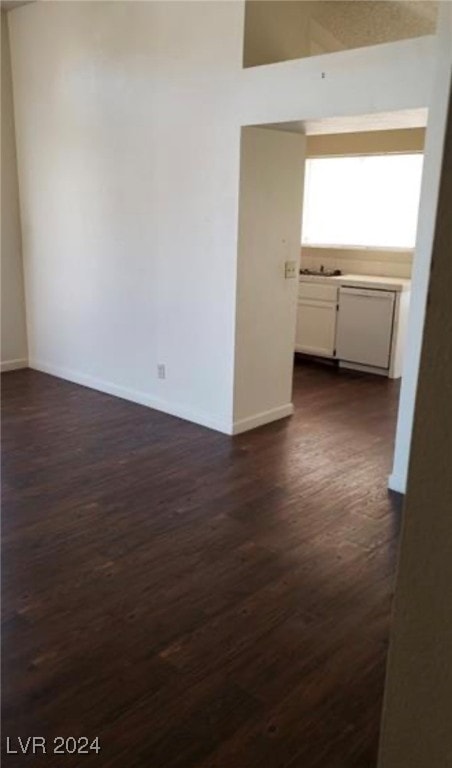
[298,281,338,302]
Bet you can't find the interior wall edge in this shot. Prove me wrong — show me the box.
[387,472,406,495]
[388,0,452,495]
[1,10,28,367]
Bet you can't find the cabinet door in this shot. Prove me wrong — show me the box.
[295,300,337,357]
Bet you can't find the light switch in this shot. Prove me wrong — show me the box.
[285,260,297,279]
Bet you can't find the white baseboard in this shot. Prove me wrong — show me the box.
[232,403,294,435]
[1,358,28,372]
[388,472,406,494]
[29,359,231,435]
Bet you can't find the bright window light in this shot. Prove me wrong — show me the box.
[301,154,424,249]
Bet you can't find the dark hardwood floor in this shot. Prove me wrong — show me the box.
[1,360,402,768]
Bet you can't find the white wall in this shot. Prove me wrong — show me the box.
[8,1,244,431]
[1,11,27,371]
[7,0,438,435]
[239,34,435,127]
[233,127,305,432]
[389,1,452,493]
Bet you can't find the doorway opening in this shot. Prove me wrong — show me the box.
[296,134,424,376]
[234,108,427,478]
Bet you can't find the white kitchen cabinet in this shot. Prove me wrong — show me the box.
[295,301,337,357]
[295,282,338,358]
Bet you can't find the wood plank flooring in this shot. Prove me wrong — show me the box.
[1,360,402,768]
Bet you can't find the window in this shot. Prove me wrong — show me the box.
[301,154,424,249]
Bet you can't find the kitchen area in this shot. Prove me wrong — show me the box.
[293,132,423,382]
[234,120,425,438]
[295,269,410,379]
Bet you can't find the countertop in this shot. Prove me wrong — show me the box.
[299,273,411,292]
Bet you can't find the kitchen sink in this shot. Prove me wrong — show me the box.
[299,268,342,277]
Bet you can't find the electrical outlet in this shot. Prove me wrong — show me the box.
[285,260,297,279]
[157,364,166,380]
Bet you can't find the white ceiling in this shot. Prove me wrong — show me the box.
[261,108,428,136]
